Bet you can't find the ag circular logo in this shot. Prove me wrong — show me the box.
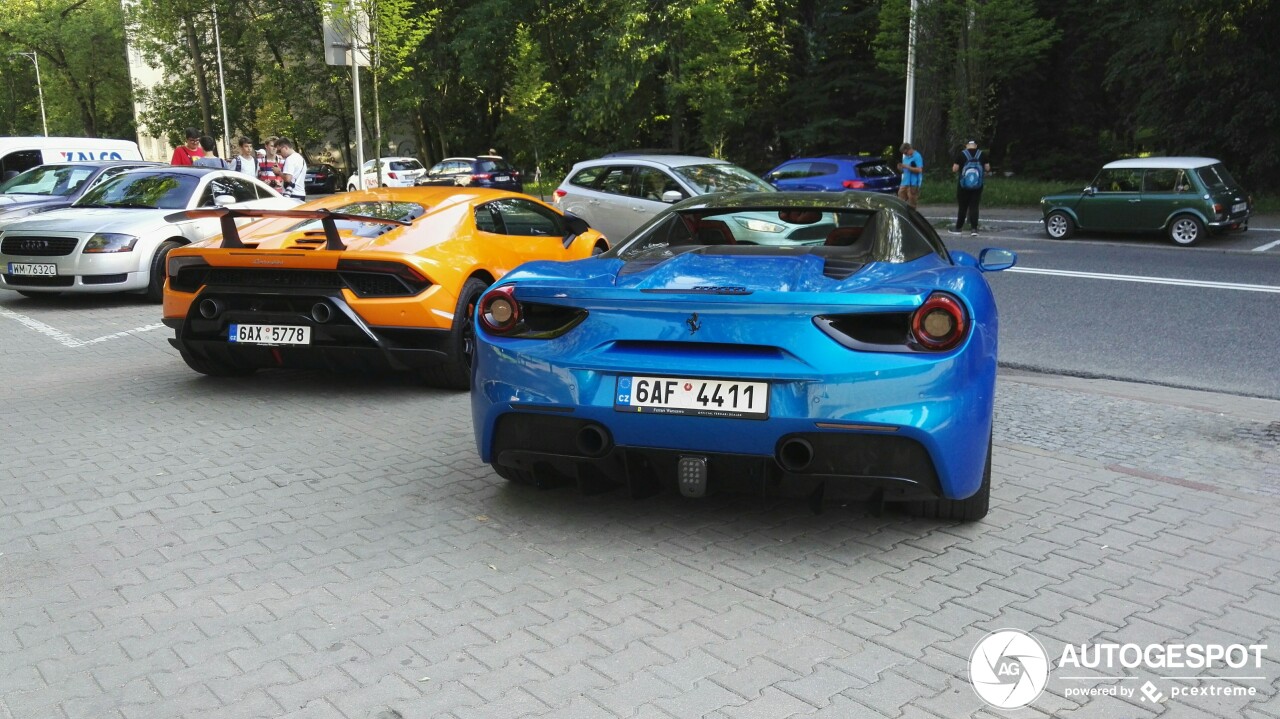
[969,629,1049,709]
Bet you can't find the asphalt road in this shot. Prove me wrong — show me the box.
[922,206,1280,399]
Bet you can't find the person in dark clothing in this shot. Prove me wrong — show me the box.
[950,140,991,236]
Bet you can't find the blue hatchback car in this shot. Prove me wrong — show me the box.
[764,155,900,194]
[471,192,1016,521]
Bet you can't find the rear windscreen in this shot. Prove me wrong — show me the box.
[476,159,514,173]
[1196,163,1237,190]
[389,160,424,171]
[617,207,941,265]
[857,162,897,179]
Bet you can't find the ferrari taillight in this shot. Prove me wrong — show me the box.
[842,180,865,189]
[911,293,968,351]
[479,285,520,334]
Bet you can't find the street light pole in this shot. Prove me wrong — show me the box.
[13,52,48,137]
[211,3,232,160]
[903,0,919,144]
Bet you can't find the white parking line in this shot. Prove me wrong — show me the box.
[1252,238,1280,252]
[1007,267,1280,293]
[0,307,164,348]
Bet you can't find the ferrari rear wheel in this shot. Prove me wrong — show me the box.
[179,351,256,377]
[419,277,488,390]
[903,436,991,522]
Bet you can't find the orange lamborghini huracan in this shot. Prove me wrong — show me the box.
[161,187,608,388]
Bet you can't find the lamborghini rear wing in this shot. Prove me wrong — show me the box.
[164,208,411,251]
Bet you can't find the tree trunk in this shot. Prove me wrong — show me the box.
[183,16,214,134]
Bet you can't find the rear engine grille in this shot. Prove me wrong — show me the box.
[3,273,75,287]
[2,236,80,256]
[823,257,863,280]
[169,266,427,298]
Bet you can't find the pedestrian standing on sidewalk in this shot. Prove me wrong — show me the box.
[276,138,307,201]
[169,128,204,166]
[231,137,258,177]
[258,138,283,192]
[950,139,990,235]
[192,136,230,169]
[897,143,923,208]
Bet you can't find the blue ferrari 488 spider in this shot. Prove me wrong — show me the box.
[470,192,1015,521]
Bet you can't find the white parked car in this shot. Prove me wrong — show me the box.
[0,167,297,301]
[345,157,426,190]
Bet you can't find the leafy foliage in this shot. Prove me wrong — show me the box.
[2,0,1278,192]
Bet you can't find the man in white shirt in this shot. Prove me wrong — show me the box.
[231,136,258,178]
[276,138,307,201]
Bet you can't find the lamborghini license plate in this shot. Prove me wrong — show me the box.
[228,324,310,345]
[615,376,768,419]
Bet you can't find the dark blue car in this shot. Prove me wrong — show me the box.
[764,155,900,194]
[471,192,1016,520]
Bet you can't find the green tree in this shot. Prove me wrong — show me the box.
[0,0,135,138]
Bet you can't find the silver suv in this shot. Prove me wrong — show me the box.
[552,153,773,244]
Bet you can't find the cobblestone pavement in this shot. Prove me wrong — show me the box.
[1,295,1277,719]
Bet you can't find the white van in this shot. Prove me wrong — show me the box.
[0,137,143,182]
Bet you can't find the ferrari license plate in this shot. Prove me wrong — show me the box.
[228,324,310,345]
[615,376,769,419]
[1232,202,1248,213]
[8,263,57,276]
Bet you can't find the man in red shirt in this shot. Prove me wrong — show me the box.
[170,128,205,166]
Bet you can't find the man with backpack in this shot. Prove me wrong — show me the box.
[950,139,991,235]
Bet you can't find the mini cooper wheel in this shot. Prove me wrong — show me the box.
[1045,211,1075,239]
[1167,215,1205,246]
[179,350,256,377]
[145,240,183,302]
[420,277,489,390]
[903,436,991,522]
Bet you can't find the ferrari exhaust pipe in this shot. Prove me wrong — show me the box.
[198,298,223,319]
[777,438,814,472]
[575,424,611,457]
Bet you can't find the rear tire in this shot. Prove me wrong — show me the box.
[179,351,256,377]
[903,437,991,522]
[1045,211,1075,239]
[146,240,182,302]
[1167,215,1205,246]
[419,277,489,390]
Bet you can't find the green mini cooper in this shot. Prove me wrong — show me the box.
[1039,157,1251,246]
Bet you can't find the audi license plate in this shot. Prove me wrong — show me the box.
[228,324,310,345]
[615,376,769,420]
[1232,202,1248,213]
[8,263,57,276]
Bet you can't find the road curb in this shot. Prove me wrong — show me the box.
[998,366,1280,422]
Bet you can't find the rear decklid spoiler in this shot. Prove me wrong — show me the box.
[164,207,411,250]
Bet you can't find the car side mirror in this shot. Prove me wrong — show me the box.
[661,190,683,203]
[213,194,237,207]
[564,213,590,236]
[978,247,1017,272]
[1083,186,1095,196]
